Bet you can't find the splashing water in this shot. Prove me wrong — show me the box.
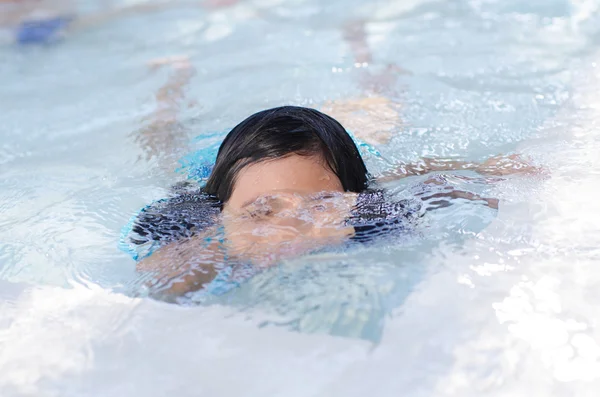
[1,0,600,396]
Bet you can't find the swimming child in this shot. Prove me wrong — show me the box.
[123,58,540,302]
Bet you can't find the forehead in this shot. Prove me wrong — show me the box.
[226,154,343,209]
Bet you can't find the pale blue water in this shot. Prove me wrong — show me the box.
[1,0,600,396]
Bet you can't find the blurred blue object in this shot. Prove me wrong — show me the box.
[16,16,72,45]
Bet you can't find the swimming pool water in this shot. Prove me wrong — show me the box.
[1,0,600,395]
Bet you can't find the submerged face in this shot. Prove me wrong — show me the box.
[222,154,355,264]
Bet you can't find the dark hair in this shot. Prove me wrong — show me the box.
[204,106,370,202]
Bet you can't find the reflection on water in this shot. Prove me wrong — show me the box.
[1,0,600,395]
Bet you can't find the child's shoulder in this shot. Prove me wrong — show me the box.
[348,188,423,243]
[120,183,221,260]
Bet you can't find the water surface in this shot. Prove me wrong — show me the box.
[1,0,600,395]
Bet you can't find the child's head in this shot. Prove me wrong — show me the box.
[203,106,370,261]
[204,106,369,209]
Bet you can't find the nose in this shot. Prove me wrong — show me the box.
[264,200,315,238]
[269,211,312,235]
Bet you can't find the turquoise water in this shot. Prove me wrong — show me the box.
[1,0,600,395]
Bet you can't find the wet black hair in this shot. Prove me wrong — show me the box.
[203,106,370,203]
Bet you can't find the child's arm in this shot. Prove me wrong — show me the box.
[134,56,195,166]
[377,154,543,183]
[379,154,538,210]
[136,233,223,298]
[418,178,500,210]
[147,56,196,124]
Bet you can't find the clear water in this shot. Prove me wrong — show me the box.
[1,0,600,395]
